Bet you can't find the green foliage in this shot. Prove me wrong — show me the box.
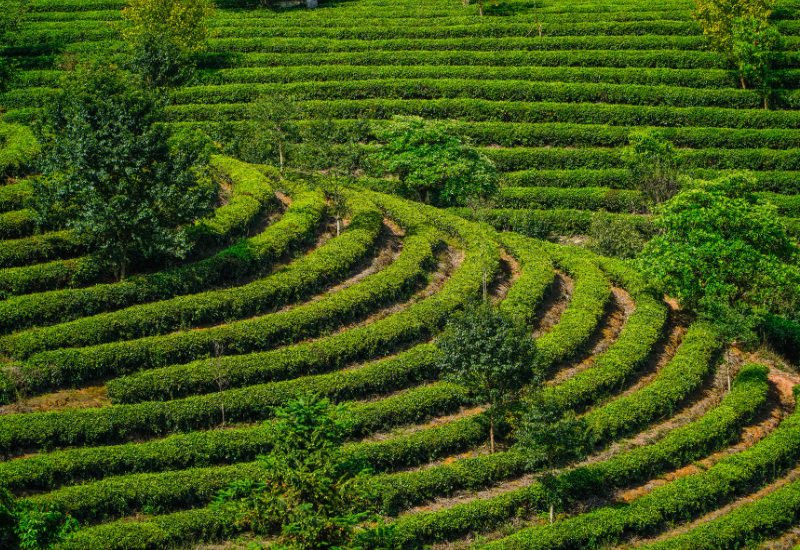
[33,62,217,281]
[732,16,784,107]
[638,172,800,343]
[436,301,538,452]
[623,129,680,205]
[0,488,78,550]
[374,116,498,207]
[586,210,647,259]
[213,394,381,550]
[0,0,27,95]
[119,0,215,54]
[691,0,774,58]
[126,32,196,89]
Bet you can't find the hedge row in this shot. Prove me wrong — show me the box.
[0,168,324,335]
[191,49,729,71]
[184,65,758,91]
[0,195,499,451]
[184,155,279,254]
[13,19,713,46]
[0,123,40,178]
[104,191,494,403]
[528,245,611,369]
[101,208,438,403]
[451,208,657,238]
[387,363,769,546]
[8,79,768,112]
[542,252,668,412]
[583,322,720,442]
[638,473,800,549]
[0,257,106,301]
[2,191,383,394]
[481,380,800,550]
[0,345,439,491]
[25,409,487,524]
[484,146,800,172]
[163,98,800,130]
[0,208,36,239]
[19,8,698,24]
[0,181,33,212]
[0,230,85,269]
[503,168,800,194]
[494,232,553,325]
[496,187,647,214]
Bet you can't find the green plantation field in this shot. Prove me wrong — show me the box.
[3,0,800,548]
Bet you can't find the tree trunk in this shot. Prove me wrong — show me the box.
[336,217,341,236]
[490,415,495,454]
[764,96,769,110]
[278,142,284,177]
[550,503,555,524]
[479,0,483,16]
[118,242,128,282]
[740,75,747,90]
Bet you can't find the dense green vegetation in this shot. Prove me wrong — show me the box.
[2,0,800,548]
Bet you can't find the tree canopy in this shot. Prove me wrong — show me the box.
[34,63,217,281]
[436,301,539,453]
[637,172,800,342]
[375,116,499,207]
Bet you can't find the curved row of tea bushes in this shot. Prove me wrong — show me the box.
[0,208,36,239]
[535,245,611,369]
[583,323,720,441]
[23,410,487,524]
[386,363,769,546]
[1,192,383,396]
[637,473,800,549]
[0,368,470,455]
[99,210,438,402]
[542,254,668,411]
[0,345,438,491]
[106,193,499,403]
[0,123,40,178]
[0,185,325,335]
[481,381,800,550]
[0,196,500,451]
[162,98,800,130]
[0,230,85,269]
[184,155,279,252]
[0,181,33,212]
[0,189,377,357]
[0,257,105,300]
[496,187,647,213]
[495,232,554,325]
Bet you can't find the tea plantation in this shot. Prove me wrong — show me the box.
[2,0,800,547]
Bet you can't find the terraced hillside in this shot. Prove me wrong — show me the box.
[3,0,800,548]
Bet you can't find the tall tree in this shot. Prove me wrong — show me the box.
[120,0,216,54]
[637,172,800,343]
[213,394,386,550]
[34,63,216,281]
[623,129,681,206]
[375,116,499,207]
[692,0,774,58]
[436,301,539,453]
[514,398,594,524]
[732,16,784,108]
